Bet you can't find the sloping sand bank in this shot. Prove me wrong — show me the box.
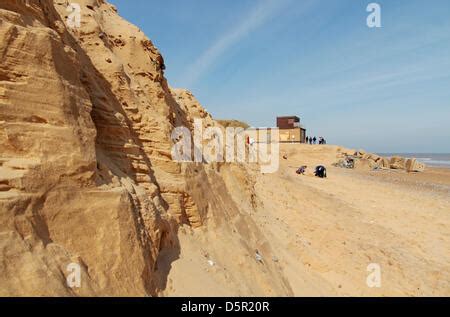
[163,145,450,296]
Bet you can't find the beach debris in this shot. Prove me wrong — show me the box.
[390,156,407,169]
[355,159,380,170]
[406,158,425,172]
[200,249,216,266]
[378,157,390,169]
[201,249,210,258]
[255,250,263,263]
[272,256,279,263]
[334,149,425,172]
[283,154,288,160]
[201,249,216,267]
[333,156,355,169]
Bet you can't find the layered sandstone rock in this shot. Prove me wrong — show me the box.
[217,120,250,129]
[0,0,292,296]
[0,0,176,296]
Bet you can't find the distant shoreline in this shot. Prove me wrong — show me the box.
[416,163,449,169]
[378,153,450,168]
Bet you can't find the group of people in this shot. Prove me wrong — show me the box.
[305,136,326,145]
[296,165,327,178]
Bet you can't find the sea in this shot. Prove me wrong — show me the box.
[378,153,450,168]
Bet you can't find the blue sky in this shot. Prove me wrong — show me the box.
[109,0,450,153]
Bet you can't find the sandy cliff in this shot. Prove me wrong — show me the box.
[0,0,290,296]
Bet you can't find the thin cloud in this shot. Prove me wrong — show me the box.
[180,0,294,87]
[301,56,450,99]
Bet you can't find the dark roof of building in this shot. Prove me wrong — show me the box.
[277,116,300,120]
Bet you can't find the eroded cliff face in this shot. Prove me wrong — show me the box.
[0,0,292,296]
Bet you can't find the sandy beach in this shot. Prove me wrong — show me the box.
[162,144,450,296]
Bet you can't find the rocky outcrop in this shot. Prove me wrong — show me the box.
[171,88,215,127]
[0,0,292,296]
[0,0,179,296]
[217,120,250,129]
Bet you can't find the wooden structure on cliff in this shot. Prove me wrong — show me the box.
[276,116,306,143]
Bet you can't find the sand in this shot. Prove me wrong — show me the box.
[162,144,450,296]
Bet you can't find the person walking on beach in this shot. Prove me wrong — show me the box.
[306,136,309,144]
[313,136,317,144]
[309,137,313,145]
